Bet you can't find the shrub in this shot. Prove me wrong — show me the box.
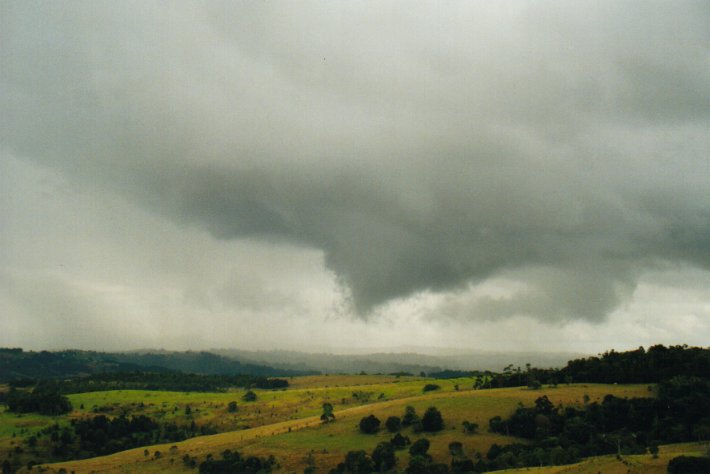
[371,442,396,471]
[242,390,257,402]
[385,416,401,433]
[423,384,441,392]
[421,406,444,432]
[390,432,411,450]
[359,415,381,434]
[409,438,430,456]
[402,406,419,427]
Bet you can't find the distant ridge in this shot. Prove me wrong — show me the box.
[0,348,315,382]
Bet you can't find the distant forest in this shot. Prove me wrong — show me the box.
[1,344,708,391]
[486,344,710,389]
[0,348,316,384]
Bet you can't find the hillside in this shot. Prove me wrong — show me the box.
[0,348,314,383]
[39,380,652,473]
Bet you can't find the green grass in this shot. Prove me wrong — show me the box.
[0,407,57,438]
[40,381,655,473]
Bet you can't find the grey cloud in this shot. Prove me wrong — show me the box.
[2,1,710,321]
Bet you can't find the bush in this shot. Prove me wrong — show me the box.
[385,416,401,433]
[331,450,374,473]
[402,406,419,427]
[359,415,381,434]
[371,442,396,471]
[423,384,441,392]
[421,406,444,432]
[462,420,478,434]
[390,432,411,450]
[227,401,238,413]
[242,390,257,402]
[409,438,430,456]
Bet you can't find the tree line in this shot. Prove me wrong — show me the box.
[3,372,289,394]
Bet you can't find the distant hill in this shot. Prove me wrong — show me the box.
[212,348,582,374]
[0,348,315,382]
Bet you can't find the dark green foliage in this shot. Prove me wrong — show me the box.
[385,416,401,433]
[667,455,710,473]
[321,403,335,423]
[484,377,710,471]
[330,450,375,473]
[428,370,474,379]
[402,406,419,427]
[54,372,288,393]
[227,401,238,412]
[423,384,440,392]
[359,414,381,434]
[462,420,478,434]
[560,345,710,384]
[253,378,289,389]
[371,442,396,471]
[242,390,257,402]
[72,415,160,456]
[5,383,72,415]
[421,406,444,432]
[409,438,430,457]
[390,432,411,450]
[199,449,276,473]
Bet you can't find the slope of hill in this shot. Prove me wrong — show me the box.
[39,380,652,473]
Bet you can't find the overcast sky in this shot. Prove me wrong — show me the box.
[2,1,710,355]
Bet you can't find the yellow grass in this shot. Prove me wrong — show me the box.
[39,381,653,473]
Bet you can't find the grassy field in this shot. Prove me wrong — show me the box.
[35,380,654,473]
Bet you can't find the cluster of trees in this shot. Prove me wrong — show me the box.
[4,383,72,416]
[4,372,289,394]
[478,345,710,390]
[28,413,214,463]
[331,437,452,473]
[358,406,444,436]
[481,376,710,470]
[198,449,276,473]
[558,345,710,384]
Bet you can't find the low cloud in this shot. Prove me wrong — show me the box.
[2,1,710,325]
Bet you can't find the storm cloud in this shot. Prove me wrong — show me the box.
[2,0,710,332]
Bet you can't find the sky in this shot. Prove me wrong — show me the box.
[1,1,710,355]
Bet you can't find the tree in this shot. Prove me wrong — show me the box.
[409,438,430,457]
[321,402,335,423]
[242,390,257,402]
[390,432,411,450]
[359,414,381,434]
[423,384,440,392]
[462,420,478,434]
[402,406,419,427]
[421,406,444,432]
[227,401,238,413]
[341,450,374,473]
[371,442,396,472]
[385,416,401,433]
